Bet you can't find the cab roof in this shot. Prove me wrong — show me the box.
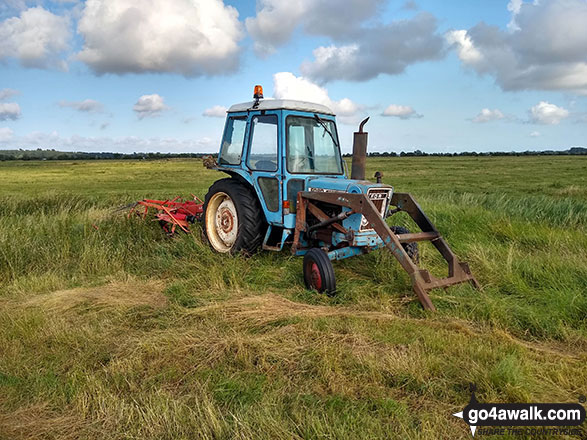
[227,99,335,116]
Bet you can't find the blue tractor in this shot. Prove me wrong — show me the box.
[203,86,479,310]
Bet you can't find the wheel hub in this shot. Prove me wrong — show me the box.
[218,207,234,233]
[206,192,239,252]
[215,199,238,246]
[310,262,322,290]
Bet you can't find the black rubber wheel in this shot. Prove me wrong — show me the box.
[303,248,336,296]
[159,220,174,237]
[390,226,419,263]
[203,178,265,255]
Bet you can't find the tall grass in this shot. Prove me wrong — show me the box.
[1,157,586,439]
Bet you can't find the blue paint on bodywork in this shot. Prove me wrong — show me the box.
[328,247,364,261]
[331,230,382,248]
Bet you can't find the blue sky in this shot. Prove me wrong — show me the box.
[0,0,585,153]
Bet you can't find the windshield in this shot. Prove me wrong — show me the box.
[287,116,343,174]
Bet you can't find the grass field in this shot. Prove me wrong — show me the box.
[1,156,586,439]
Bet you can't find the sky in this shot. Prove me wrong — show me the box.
[0,0,586,154]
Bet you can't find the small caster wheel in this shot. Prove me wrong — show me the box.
[303,248,336,296]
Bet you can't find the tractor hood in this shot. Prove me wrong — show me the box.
[305,177,393,195]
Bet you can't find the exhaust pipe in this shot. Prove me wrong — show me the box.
[351,117,369,180]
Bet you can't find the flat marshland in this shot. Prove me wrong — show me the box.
[0,156,586,439]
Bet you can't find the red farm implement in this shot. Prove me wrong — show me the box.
[128,196,204,235]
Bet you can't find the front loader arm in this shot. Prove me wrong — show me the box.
[292,191,479,311]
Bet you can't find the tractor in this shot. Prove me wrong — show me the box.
[202,85,479,310]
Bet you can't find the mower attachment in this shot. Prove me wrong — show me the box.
[128,196,204,235]
[293,191,479,311]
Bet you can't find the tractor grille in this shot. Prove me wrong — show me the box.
[360,188,392,230]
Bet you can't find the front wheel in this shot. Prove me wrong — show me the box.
[303,248,336,296]
[390,225,419,263]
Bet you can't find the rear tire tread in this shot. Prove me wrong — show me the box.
[203,178,265,255]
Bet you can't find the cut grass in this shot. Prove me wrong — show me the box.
[0,156,586,439]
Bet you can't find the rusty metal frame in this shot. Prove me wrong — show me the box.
[292,191,479,311]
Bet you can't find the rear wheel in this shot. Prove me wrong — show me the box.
[390,225,419,263]
[303,248,336,296]
[203,178,265,254]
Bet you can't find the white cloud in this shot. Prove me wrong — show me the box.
[333,98,360,117]
[133,94,168,119]
[272,72,361,120]
[0,130,218,153]
[445,30,482,64]
[245,0,383,56]
[472,108,505,123]
[447,0,587,95]
[506,0,523,30]
[247,1,442,80]
[59,99,104,113]
[302,45,358,80]
[0,88,20,101]
[530,131,540,137]
[0,6,70,69]
[529,101,569,125]
[245,2,305,56]
[77,0,243,76]
[381,104,422,119]
[301,13,444,82]
[0,1,32,21]
[203,105,227,118]
[0,127,14,142]
[0,102,21,120]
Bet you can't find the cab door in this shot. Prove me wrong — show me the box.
[245,111,282,226]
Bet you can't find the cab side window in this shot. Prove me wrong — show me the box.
[219,117,247,165]
[247,115,278,172]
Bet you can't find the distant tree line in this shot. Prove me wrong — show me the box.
[0,149,208,161]
[0,147,585,161]
[343,147,586,157]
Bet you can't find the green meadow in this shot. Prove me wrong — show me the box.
[1,156,586,439]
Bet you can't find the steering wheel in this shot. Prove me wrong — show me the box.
[300,144,315,167]
[295,154,315,169]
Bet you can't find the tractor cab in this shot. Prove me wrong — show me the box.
[217,94,345,227]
